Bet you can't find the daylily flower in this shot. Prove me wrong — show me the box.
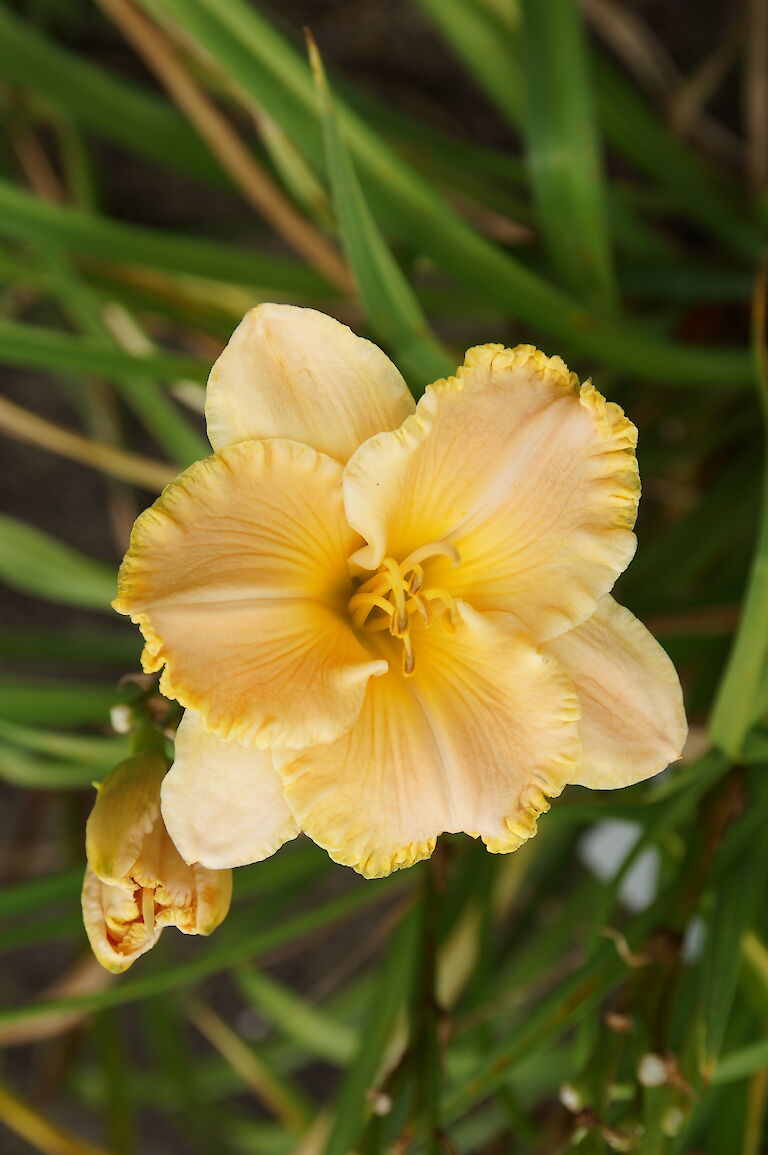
[82,750,232,972]
[113,305,687,879]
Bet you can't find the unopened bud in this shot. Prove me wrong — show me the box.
[82,751,231,973]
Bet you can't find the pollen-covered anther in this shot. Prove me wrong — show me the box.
[349,541,461,675]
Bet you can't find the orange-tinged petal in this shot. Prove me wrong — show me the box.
[82,856,232,974]
[83,752,233,973]
[85,751,165,884]
[544,596,687,789]
[81,866,160,974]
[113,439,386,748]
[161,709,298,869]
[206,304,415,462]
[344,344,639,641]
[276,604,581,878]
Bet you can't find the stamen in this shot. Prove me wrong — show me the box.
[421,587,456,611]
[349,591,396,629]
[401,632,415,676]
[406,563,424,593]
[400,540,460,571]
[379,558,408,632]
[411,595,431,625]
[141,886,155,932]
[364,615,397,633]
[349,542,463,679]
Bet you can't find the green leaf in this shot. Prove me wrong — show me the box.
[146,0,752,387]
[0,718,127,766]
[413,0,760,257]
[710,279,768,757]
[714,1038,768,1085]
[0,514,115,609]
[0,867,82,920]
[0,316,206,384]
[0,629,138,665]
[0,1,226,187]
[0,743,102,788]
[39,246,207,466]
[593,55,759,257]
[0,877,407,1024]
[710,525,768,758]
[236,965,356,1066]
[694,775,768,1082]
[520,0,616,309]
[322,907,419,1155]
[309,36,453,392]
[0,677,120,726]
[409,0,522,126]
[0,179,326,298]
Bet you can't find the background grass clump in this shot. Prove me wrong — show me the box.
[1,0,768,1151]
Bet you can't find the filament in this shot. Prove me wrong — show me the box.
[349,541,461,676]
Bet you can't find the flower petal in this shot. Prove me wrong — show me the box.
[206,304,415,462]
[85,751,166,885]
[276,604,580,878]
[114,439,386,748]
[81,867,161,974]
[544,596,687,788]
[344,344,639,641]
[161,709,298,869]
[190,863,233,936]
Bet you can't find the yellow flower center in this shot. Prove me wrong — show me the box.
[349,542,461,675]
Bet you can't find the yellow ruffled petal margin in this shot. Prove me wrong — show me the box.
[344,343,640,643]
[276,606,582,879]
[113,439,386,749]
[83,752,232,973]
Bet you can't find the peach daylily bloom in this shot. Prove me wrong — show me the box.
[113,305,687,879]
[82,751,232,972]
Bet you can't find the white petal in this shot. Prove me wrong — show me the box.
[162,710,298,869]
[276,605,580,878]
[206,304,415,462]
[544,596,687,789]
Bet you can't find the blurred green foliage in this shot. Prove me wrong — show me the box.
[1,0,767,1152]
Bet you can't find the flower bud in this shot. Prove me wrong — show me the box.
[82,750,232,973]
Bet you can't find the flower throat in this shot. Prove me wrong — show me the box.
[349,542,461,676]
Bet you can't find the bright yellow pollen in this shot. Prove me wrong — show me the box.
[349,542,461,675]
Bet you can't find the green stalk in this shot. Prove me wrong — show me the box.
[710,267,768,756]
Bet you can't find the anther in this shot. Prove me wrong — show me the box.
[392,610,409,636]
[407,564,424,594]
[349,541,463,679]
[400,541,460,570]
